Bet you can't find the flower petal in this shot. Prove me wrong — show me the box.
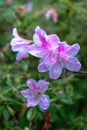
[57,41,68,53]
[65,43,80,56]
[33,26,47,47]
[46,34,60,49]
[63,56,81,71]
[10,37,30,46]
[38,62,49,72]
[29,44,47,58]
[38,52,55,72]
[11,43,29,52]
[20,89,32,98]
[26,79,37,88]
[27,98,39,107]
[13,28,20,38]
[39,94,50,110]
[16,51,29,61]
[10,28,30,52]
[33,26,51,49]
[49,62,63,79]
[35,26,47,36]
[37,80,49,93]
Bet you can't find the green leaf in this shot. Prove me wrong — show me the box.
[7,106,14,116]
[2,108,10,120]
[66,84,73,93]
[26,108,36,121]
[60,97,74,104]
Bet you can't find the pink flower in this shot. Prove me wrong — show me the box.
[45,8,58,23]
[24,2,33,13]
[29,25,60,65]
[6,0,12,6]
[58,90,64,95]
[29,26,81,79]
[49,42,81,79]
[20,79,50,110]
[10,28,31,61]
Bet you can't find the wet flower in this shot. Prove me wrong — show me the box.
[29,26,81,79]
[45,8,58,23]
[20,79,50,110]
[10,28,31,61]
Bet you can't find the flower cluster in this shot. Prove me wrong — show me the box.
[29,26,81,79]
[10,26,81,110]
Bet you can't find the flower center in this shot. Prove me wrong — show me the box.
[59,44,65,53]
[37,91,41,95]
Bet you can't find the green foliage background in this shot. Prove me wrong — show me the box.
[0,0,87,130]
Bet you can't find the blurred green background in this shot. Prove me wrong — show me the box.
[0,0,87,130]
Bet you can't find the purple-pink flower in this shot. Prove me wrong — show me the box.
[20,79,50,110]
[29,26,81,79]
[49,42,81,79]
[10,28,31,61]
[58,90,64,95]
[29,26,61,66]
[24,2,33,13]
[45,7,58,23]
